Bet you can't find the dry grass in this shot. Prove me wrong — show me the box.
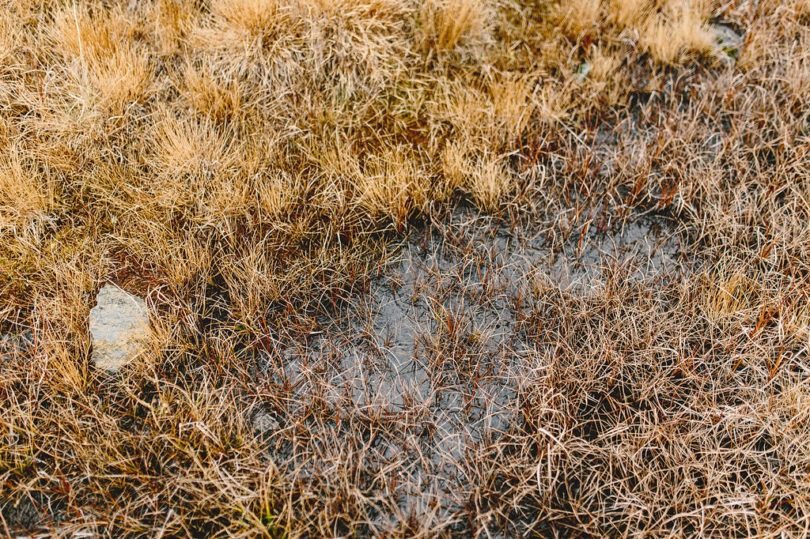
[2,0,810,536]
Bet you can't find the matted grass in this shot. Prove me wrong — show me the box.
[1,0,810,536]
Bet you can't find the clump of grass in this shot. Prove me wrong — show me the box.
[467,154,510,212]
[212,0,281,35]
[554,0,602,41]
[640,2,714,64]
[420,0,487,54]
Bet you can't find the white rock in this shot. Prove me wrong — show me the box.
[89,284,150,373]
[710,24,743,66]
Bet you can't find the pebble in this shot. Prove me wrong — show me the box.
[89,284,151,373]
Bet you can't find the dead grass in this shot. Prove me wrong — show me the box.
[1,0,810,536]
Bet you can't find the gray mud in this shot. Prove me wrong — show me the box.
[261,208,687,525]
[0,331,33,362]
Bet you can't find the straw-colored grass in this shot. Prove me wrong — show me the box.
[2,0,810,535]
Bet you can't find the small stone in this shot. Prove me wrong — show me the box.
[89,284,151,373]
[710,24,744,66]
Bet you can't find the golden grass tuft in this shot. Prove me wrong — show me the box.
[86,44,152,110]
[0,150,57,231]
[554,0,602,40]
[354,148,430,227]
[153,115,234,180]
[212,0,280,34]
[467,154,510,211]
[179,60,244,121]
[607,0,650,28]
[420,0,487,53]
[151,0,199,54]
[641,2,714,64]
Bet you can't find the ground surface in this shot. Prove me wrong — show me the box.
[1,0,810,536]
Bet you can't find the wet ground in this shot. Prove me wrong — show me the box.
[0,331,33,362]
[259,207,689,528]
[0,208,689,532]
